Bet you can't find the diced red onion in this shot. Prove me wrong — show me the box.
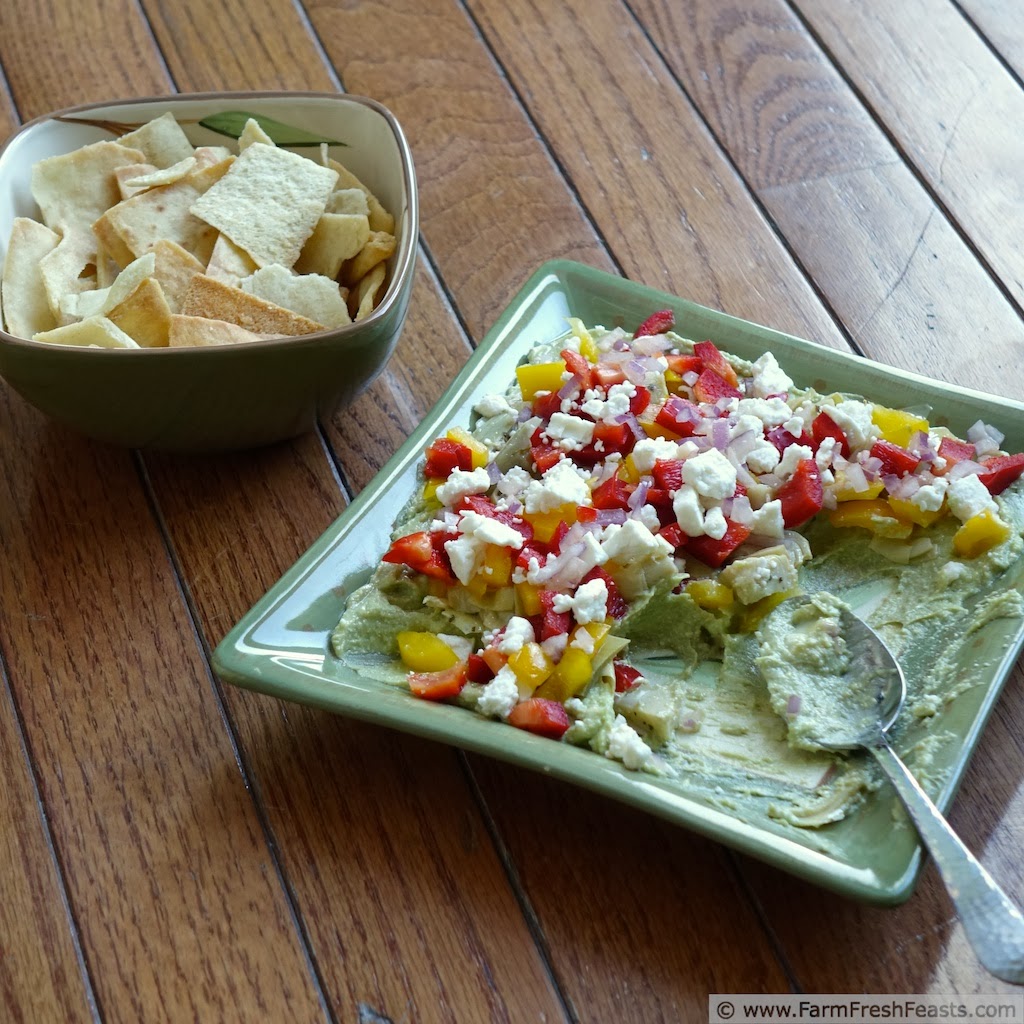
[907,430,937,462]
[633,333,674,357]
[727,429,759,461]
[714,397,736,414]
[860,455,883,481]
[967,419,1004,456]
[948,459,985,480]
[682,370,700,387]
[786,694,801,716]
[711,418,732,450]
[731,495,753,526]
[506,499,522,515]
[595,508,628,525]
[735,464,758,489]
[612,337,630,352]
[602,347,633,366]
[628,480,650,510]
[485,460,501,484]
[841,463,868,494]
[615,411,646,442]
[517,405,533,423]
[883,473,920,499]
[557,377,580,401]
[624,359,648,385]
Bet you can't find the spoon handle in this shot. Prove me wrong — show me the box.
[871,741,1024,984]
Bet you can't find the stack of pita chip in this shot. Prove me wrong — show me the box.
[0,111,397,348]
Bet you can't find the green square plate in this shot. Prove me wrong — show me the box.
[213,259,1024,904]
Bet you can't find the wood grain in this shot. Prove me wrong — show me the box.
[792,0,1024,308]
[628,0,1024,395]
[957,0,1024,81]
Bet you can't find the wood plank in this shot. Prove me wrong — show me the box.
[791,0,1024,307]
[0,7,337,1021]
[958,0,1024,81]
[143,266,568,1021]
[628,0,1024,398]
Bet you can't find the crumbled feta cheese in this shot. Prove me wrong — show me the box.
[570,577,608,625]
[570,627,596,653]
[496,465,532,498]
[783,417,805,438]
[631,437,681,474]
[680,448,737,500]
[436,467,491,506]
[673,484,705,536]
[815,436,838,472]
[947,474,998,522]
[546,412,596,451]
[777,444,813,480]
[458,511,524,549]
[474,392,515,418]
[605,715,652,770]
[702,505,728,541]
[823,400,879,450]
[444,536,480,585]
[438,634,473,661]
[477,666,520,719]
[736,397,792,427]
[524,459,591,512]
[580,381,636,423]
[635,504,662,532]
[730,414,765,440]
[601,519,674,562]
[720,549,799,605]
[749,498,784,538]
[910,476,949,512]
[749,352,794,398]
[746,439,781,474]
[677,440,700,460]
[497,616,535,654]
[541,633,569,660]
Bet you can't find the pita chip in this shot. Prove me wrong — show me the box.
[194,145,234,168]
[324,188,369,217]
[342,230,396,286]
[122,156,198,191]
[32,140,146,233]
[38,229,99,323]
[190,144,338,268]
[1,218,60,338]
[328,159,395,234]
[151,239,204,313]
[205,233,257,286]
[351,263,387,322]
[107,277,173,347]
[294,212,369,279]
[59,253,156,322]
[32,315,140,348]
[118,112,194,168]
[168,314,282,348]
[238,118,275,151]
[93,158,231,268]
[115,162,159,200]
[240,264,350,328]
[181,274,324,336]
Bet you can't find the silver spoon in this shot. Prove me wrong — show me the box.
[762,594,1024,984]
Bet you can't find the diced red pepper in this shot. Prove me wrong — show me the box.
[481,646,508,675]
[424,437,473,477]
[936,436,976,472]
[579,420,634,462]
[549,520,570,553]
[516,541,548,571]
[455,495,534,541]
[576,505,599,523]
[634,309,675,338]
[665,353,703,376]
[538,590,573,639]
[409,663,468,700]
[658,522,686,549]
[775,458,823,528]
[561,348,594,388]
[532,390,564,421]
[591,476,634,510]
[580,566,628,619]
[693,369,742,404]
[655,395,701,437]
[652,458,683,492]
[870,439,921,478]
[978,453,1024,495]
[382,531,455,582]
[811,412,851,459]
[466,653,494,684]
[767,426,814,455]
[507,698,571,739]
[613,662,643,693]
[684,520,751,568]
[630,385,651,416]
[530,441,563,473]
[645,487,673,511]
[694,340,739,387]
[593,364,627,387]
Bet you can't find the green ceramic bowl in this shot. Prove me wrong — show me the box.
[0,93,417,451]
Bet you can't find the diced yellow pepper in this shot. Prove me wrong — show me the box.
[953,509,1011,558]
[478,545,513,588]
[829,499,913,539]
[618,454,640,484]
[664,369,684,394]
[640,420,683,441]
[508,642,554,690]
[833,479,885,502]
[535,647,594,703]
[735,590,795,632]
[397,631,459,672]
[464,576,489,599]
[522,502,577,543]
[872,405,929,448]
[687,579,735,610]
[422,477,444,502]
[515,582,543,617]
[516,361,567,400]
[446,426,489,469]
[581,622,611,645]
[568,317,599,362]
[886,496,945,528]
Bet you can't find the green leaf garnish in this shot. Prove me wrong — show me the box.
[198,111,346,147]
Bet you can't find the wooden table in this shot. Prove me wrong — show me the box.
[1,0,1022,1019]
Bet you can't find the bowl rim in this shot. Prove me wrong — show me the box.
[0,90,419,356]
